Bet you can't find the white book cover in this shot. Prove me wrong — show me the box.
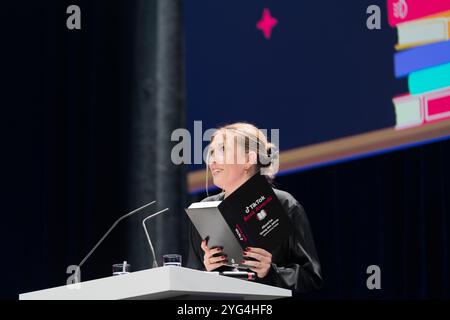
[397,17,449,48]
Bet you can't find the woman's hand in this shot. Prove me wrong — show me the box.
[241,247,272,278]
[201,239,228,271]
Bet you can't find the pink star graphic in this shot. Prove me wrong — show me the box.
[256,8,278,40]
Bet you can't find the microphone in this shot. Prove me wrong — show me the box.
[142,207,170,268]
[77,200,157,270]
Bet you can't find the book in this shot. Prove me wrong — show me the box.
[408,62,450,94]
[392,86,450,129]
[395,15,450,50]
[394,40,450,78]
[387,0,450,27]
[185,173,293,269]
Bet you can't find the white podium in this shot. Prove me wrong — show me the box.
[19,266,292,300]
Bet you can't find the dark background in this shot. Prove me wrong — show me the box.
[2,0,136,299]
[0,0,449,300]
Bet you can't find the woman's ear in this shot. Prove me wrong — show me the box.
[247,151,258,166]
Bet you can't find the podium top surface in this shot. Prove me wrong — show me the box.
[19,266,292,300]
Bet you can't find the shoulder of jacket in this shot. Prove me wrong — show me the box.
[273,188,305,215]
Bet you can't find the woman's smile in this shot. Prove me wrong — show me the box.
[210,164,224,176]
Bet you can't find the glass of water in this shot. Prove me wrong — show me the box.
[112,261,131,275]
[162,254,182,266]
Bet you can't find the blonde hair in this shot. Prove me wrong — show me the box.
[205,122,279,195]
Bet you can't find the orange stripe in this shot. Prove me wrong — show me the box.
[188,119,450,192]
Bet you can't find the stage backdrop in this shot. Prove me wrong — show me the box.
[182,0,450,192]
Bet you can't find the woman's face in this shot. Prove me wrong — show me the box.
[208,132,254,193]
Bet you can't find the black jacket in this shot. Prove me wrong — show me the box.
[186,188,323,294]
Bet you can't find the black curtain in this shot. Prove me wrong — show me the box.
[1,0,187,299]
[275,138,450,299]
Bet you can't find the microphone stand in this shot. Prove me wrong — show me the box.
[142,208,170,268]
[77,201,157,271]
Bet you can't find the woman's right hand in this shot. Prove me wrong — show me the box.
[201,239,228,271]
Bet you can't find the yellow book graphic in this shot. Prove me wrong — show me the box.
[395,11,450,50]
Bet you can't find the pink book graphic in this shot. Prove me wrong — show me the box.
[393,87,450,129]
[387,0,450,27]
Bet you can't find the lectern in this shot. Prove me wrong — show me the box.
[19,266,292,300]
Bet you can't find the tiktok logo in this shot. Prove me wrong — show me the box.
[393,0,408,19]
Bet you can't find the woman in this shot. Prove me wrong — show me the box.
[187,122,323,293]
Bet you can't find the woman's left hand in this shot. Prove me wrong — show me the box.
[241,247,272,278]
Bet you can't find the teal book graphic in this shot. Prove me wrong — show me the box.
[408,62,450,95]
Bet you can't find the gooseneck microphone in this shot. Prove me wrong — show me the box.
[142,207,170,268]
[78,200,157,269]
